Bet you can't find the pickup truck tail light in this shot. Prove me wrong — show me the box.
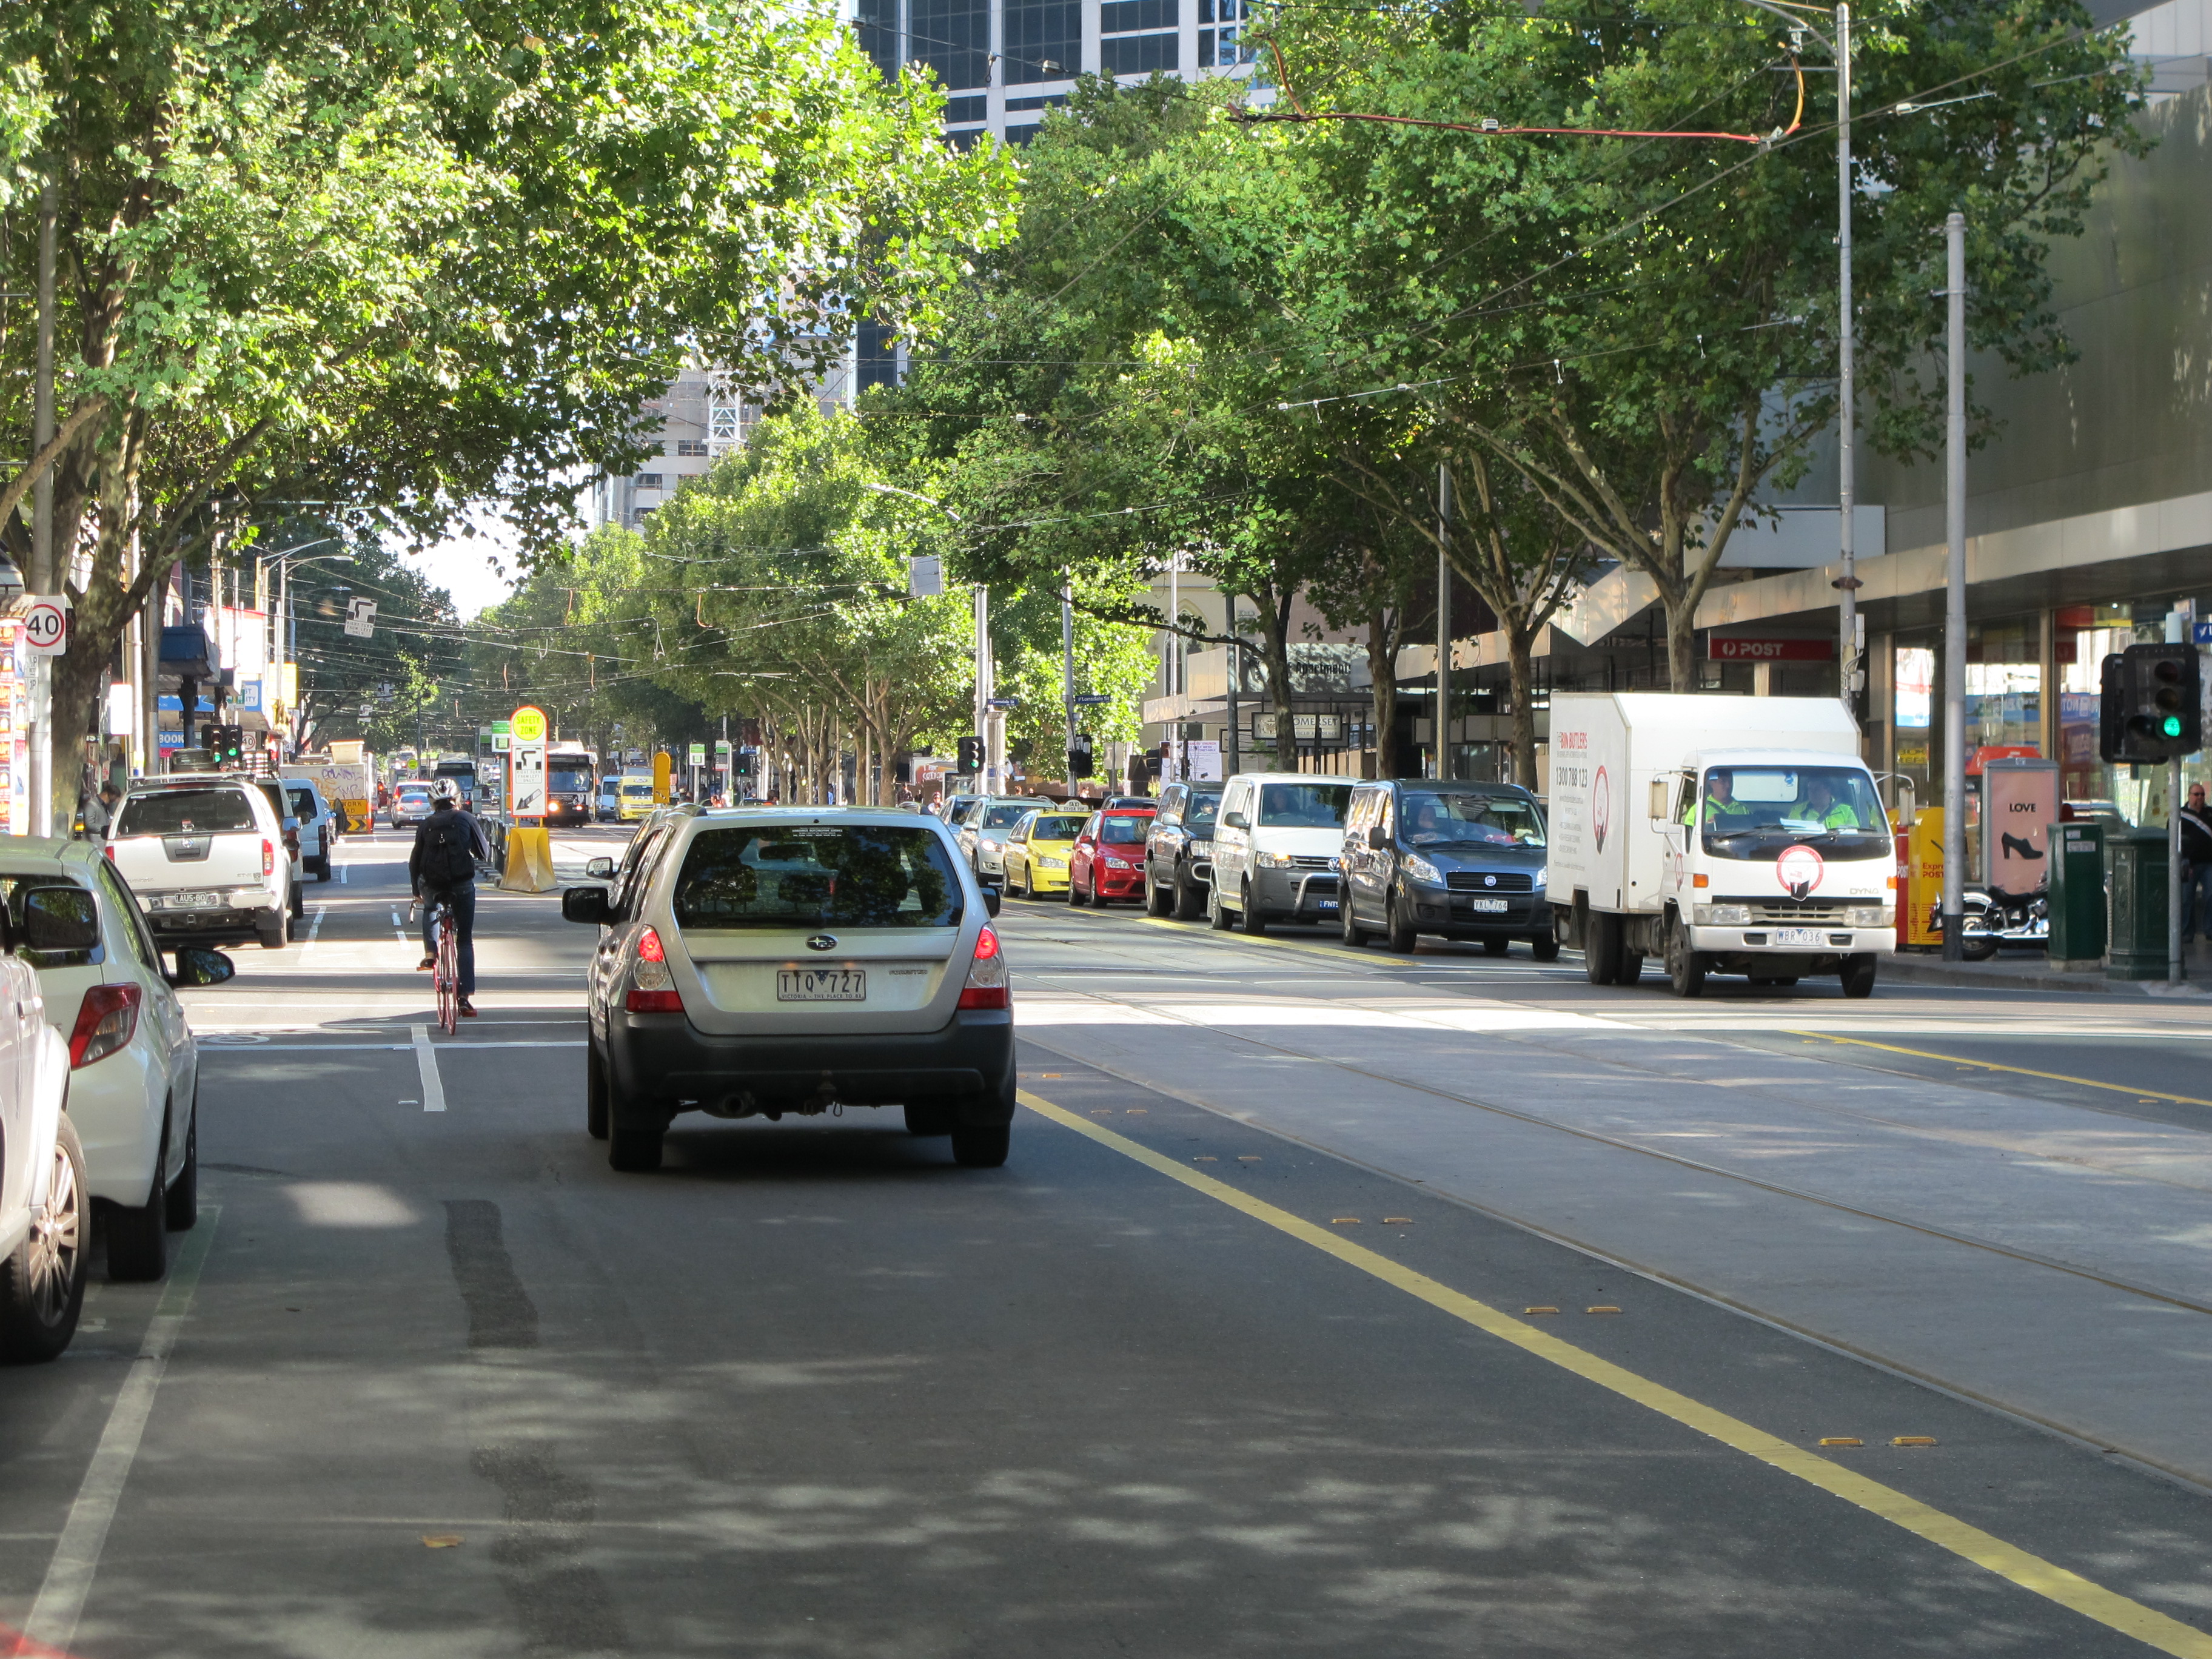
[958,924,1008,1010]
[69,984,141,1068]
[261,838,275,876]
[625,926,683,1013]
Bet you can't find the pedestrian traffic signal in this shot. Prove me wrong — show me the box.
[1067,736,1094,779]
[957,734,984,774]
[2108,642,2202,763]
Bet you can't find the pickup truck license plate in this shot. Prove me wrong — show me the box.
[152,891,222,911]
[1774,927,1822,947]
[1313,898,1338,911]
[778,968,866,1002]
[1465,897,1509,913]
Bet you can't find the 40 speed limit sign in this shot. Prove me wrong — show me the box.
[22,597,66,657]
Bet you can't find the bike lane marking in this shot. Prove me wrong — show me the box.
[22,1212,221,1655]
[1019,1088,2212,1659]
[412,1025,446,1113]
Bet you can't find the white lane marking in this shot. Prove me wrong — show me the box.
[338,860,348,884]
[300,903,328,955]
[24,1212,220,1653]
[412,1025,446,1113]
[200,1041,585,1053]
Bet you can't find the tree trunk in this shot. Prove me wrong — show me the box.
[1664,596,1698,695]
[1507,626,1540,793]
[1364,601,1401,780]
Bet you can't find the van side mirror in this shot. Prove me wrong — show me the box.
[167,945,235,987]
[1367,825,1388,850]
[1224,810,1249,831]
[584,856,616,879]
[1649,777,1672,821]
[21,886,99,953]
[561,886,612,926]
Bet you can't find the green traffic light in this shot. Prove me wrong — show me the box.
[2165,716,2185,737]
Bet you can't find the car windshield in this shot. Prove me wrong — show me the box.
[550,766,592,793]
[622,781,654,798]
[1033,816,1086,840]
[980,805,1036,830]
[672,825,962,930]
[1259,783,1353,827]
[1184,794,1221,831]
[285,788,315,818]
[1698,765,1890,860]
[1100,816,1149,844]
[1398,789,1546,848]
[398,786,429,803]
[116,788,255,836]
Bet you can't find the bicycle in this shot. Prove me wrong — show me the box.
[411,893,461,1034]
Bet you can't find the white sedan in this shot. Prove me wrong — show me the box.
[0,886,87,1360]
[0,840,235,1283]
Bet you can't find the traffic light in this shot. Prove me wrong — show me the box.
[957,734,984,773]
[2108,642,2202,763]
[206,724,244,766]
[2099,653,2125,764]
[1067,736,1094,779]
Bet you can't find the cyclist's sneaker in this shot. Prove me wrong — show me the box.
[457,997,477,1019]
[418,954,435,970]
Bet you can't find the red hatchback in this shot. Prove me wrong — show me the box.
[1069,808,1156,907]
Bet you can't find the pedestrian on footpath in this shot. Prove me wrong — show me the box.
[2179,782,2212,946]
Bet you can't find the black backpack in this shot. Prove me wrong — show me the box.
[419,811,477,888]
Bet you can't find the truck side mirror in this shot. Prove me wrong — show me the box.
[1367,825,1388,850]
[1649,777,1672,821]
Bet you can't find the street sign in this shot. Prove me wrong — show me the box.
[687,743,705,765]
[22,597,65,658]
[509,703,548,819]
[1071,693,1112,706]
[987,697,1020,709]
[342,597,377,639]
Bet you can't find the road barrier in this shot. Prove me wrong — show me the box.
[500,826,557,893]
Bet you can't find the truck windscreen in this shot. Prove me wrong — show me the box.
[1698,766,1889,860]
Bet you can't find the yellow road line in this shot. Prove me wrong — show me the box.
[1794,1032,2212,1111]
[1021,1089,2212,1658]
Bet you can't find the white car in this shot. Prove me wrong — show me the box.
[106,774,293,951]
[561,805,1013,1172]
[0,842,230,1283]
[0,885,90,1361]
[280,777,336,880]
[1208,772,1359,934]
[955,797,1054,884]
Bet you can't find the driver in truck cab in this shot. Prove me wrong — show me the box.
[1686,769,1752,827]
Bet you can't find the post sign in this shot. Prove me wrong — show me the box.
[342,597,377,639]
[509,703,548,819]
[1707,637,1834,661]
[22,597,66,658]
[687,743,705,765]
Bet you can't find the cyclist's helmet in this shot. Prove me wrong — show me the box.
[429,778,461,804]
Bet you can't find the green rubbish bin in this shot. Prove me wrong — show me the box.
[2106,826,2170,980]
[2047,820,2105,970]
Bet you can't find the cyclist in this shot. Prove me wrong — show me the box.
[409,778,491,1019]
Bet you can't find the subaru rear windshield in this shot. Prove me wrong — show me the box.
[116,789,255,836]
[1259,783,1352,826]
[672,825,963,930]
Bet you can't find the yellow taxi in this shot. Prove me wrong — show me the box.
[1002,808,1087,899]
[617,775,659,822]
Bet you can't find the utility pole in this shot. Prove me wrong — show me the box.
[29,176,58,836]
[2171,609,2188,984]
[1835,2,1860,731]
[1225,596,1241,777]
[1061,580,1076,792]
[1940,211,1966,962]
[1436,463,1453,781]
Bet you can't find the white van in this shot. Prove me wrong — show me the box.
[1207,772,1359,934]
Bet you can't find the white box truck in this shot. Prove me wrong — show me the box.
[1547,693,1897,998]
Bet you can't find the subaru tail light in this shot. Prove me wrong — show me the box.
[626,926,683,1013]
[958,924,1008,1010]
[68,984,141,1068]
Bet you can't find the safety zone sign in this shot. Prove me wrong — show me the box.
[22,597,66,657]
